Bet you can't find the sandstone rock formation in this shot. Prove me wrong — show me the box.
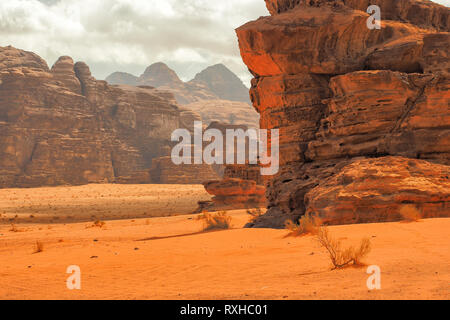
[264,0,449,31]
[236,0,450,227]
[0,46,208,188]
[305,157,450,224]
[107,63,259,133]
[224,164,265,186]
[198,163,266,212]
[183,100,259,128]
[190,64,251,103]
[149,156,220,184]
[106,63,252,105]
[203,178,266,209]
[195,121,266,212]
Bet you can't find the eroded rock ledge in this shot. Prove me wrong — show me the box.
[236,0,450,227]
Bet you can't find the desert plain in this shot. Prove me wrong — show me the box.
[0,184,448,300]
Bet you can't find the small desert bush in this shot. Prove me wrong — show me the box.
[197,211,232,231]
[400,204,422,222]
[317,227,371,270]
[246,208,263,223]
[34,241,44,254]
[285,213,322,237]
[90,220,106,228]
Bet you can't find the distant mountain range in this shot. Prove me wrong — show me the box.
[106,63,251,105]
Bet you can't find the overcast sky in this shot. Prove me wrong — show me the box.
[0,0,449,86]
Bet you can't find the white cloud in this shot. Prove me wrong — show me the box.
[0,0,267,85]
[0,0,448,86]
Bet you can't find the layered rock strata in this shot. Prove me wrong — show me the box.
[236,0,450,227]
[0,46,205,187]
[198,164,267,212]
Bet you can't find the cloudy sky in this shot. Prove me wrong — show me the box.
[0,0,449,86]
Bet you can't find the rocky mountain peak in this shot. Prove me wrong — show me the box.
[139,62,183,88]
[50,56,81,94]
[190,64,250,103]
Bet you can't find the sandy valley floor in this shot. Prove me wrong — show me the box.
[0,185,448,300]
[0,184,212,224]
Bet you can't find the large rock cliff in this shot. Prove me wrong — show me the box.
[0,46,211,188]
[236,0,450,227]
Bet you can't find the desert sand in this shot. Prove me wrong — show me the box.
[0,184,212,224]
[0,185,449,300]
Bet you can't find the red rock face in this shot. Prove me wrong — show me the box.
[0,46,205,188]
[264,0,450,32]
[306,157,450,225]
[236,1,450,227]
[203,178,266,209]
[198,163,267,212]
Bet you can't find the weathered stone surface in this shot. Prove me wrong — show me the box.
[236,1,450,227]
[307,71,450,164]
[150,156,220,184]
[238,5,441,77]
[224,164,265,186]
[0,46,207,188]
[203,178,266,209]
[198,162,267,212]
[305,157,450,224]
[50,56,82,94]
[250,73,330,165]
[264,0,450,32]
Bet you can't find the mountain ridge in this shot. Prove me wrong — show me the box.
[106,62,251,105]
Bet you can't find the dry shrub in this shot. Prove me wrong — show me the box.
[246,208,263,223]
[285,213,322,237]
[34,241,44,254]
[400,204,422,222]
[87,220,106,228]
[317,227,371,270]
[197,211,232,231]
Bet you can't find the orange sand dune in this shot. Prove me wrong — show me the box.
[0,205,449,300]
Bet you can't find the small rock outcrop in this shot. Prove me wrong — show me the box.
[203,178,266,209]
[198,163,267,212]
